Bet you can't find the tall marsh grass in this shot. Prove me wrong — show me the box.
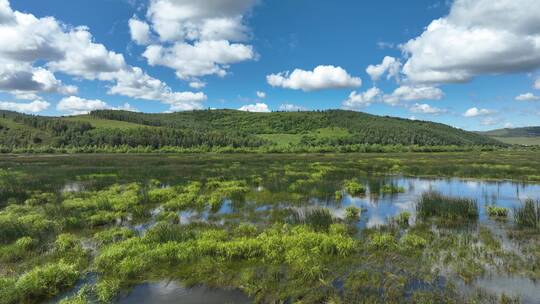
[514,199,540,229]
[289,208,334,231]
[416,191,478,221]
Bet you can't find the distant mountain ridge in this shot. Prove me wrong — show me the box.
[479,127,540,137]
[0,109,504,150]
[478,127,540,146]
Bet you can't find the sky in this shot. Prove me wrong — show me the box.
[1,0,540,131]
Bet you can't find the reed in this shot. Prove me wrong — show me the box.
[290,207,334,231]
[514,199,540,229]
[416,191,478,221]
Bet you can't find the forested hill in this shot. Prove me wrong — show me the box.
[88,110,501,146]
[478,127,540,146]
[480,127,540,137]
[0,109,504,152]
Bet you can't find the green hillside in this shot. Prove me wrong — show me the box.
[479,127,540,146]
[0,109,504,152]
[89,110,501,146]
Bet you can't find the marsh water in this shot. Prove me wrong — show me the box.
[1,154,540,303]
[121,178,540,304]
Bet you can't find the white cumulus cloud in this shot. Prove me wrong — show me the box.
[401,0,540,84]
[0,1,205,112]
[57,96,109,115]
[109,67,207,111]
[383,86,444,105]
[256,91,266,99]
[143,40,255,80]
[515,93,540,101]
[409,103,445,114]
[238,102,270,113]
[57,96,140,115]
[132,0,257,80]
[366,56,401,81]
[146,0,256,42]
[342,87,381,109]
[267,65,362,92]
[463,107,496,117]
[0,99,50,113]
[535,78,540,90]
[129,17,151,45]
[0,64,77,95]
[189,81,206,89]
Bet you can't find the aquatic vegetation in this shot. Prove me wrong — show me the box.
[368,232,397,250]
[487,206,509,218]
[58,285,91,304]
[394,211,411,228]
[400,233,427,250]
[61,183,145,228]
[147,186,178,204]
[1,261,80,304]
[144,222,195,243]
[344,206,361,222]
[24,192,56,207]
[205,179,249,212]
[290,208,335,231]
[416,191,479,221]
[94,227,136,246]
[94,224,358,300]
[0,205,57,244]
[95,278,121,303]
[344,180,366,196]
[514,199,540,229]
[0,154,539,303]
[0,236,38,262]
[380,184,406,194]
[334,190,343,201]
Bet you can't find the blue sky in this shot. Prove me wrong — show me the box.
[1,0,540,131]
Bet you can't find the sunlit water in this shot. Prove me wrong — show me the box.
[101,177,540,304]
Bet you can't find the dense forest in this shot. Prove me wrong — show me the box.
[0,109,506,153]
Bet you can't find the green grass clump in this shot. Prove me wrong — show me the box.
[486,206,509,218]
[395,211,411,227]
[344,206,361,222]
[368,232,397,250]
[94,227,136,246]
[0,237,38,263]
[344,180,366,196]
[59,285,91,304]
[0,205,57,244]
[380,184,406,194]
[290,208,335,232]
[416,191,478,221]
[144,222,195,243]
[400,233,427,250]
[335,191,343,201]
[61,183,144,228]
[5,261,81,304]
[514,199,540,229]
[95,225,358,300]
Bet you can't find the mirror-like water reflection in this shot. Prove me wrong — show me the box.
[116,282,251,304]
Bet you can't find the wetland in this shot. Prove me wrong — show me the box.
[0,152,539,303]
